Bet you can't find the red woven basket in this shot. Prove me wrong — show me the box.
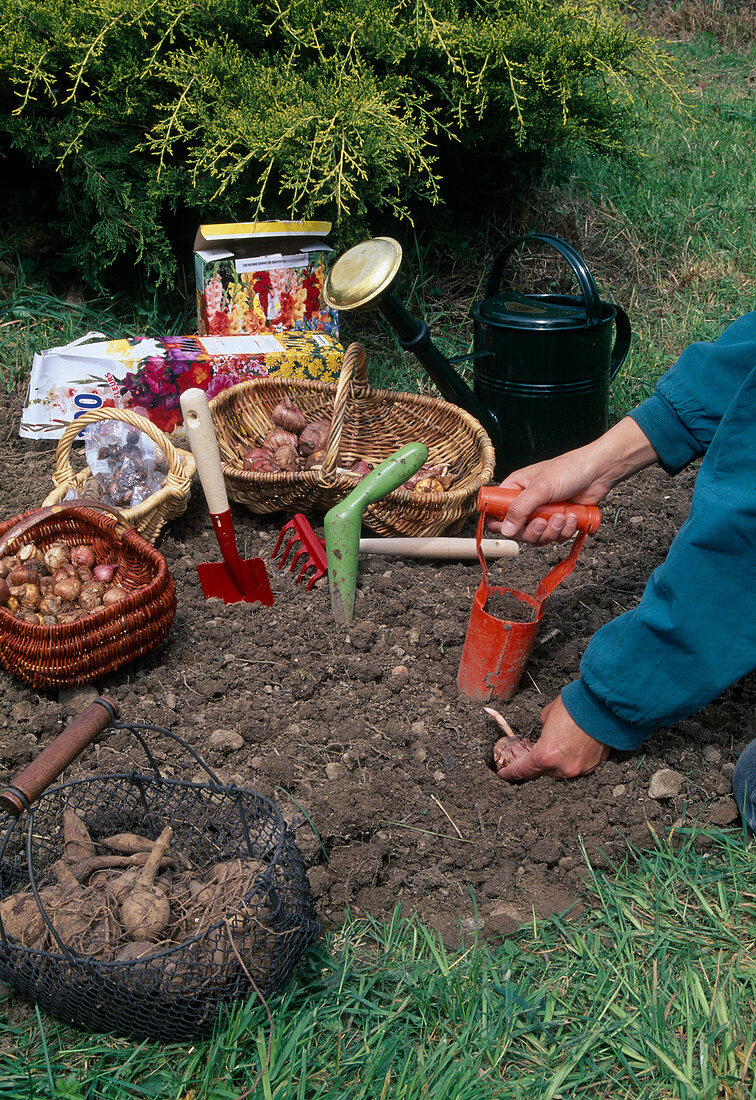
[0,504,176,690]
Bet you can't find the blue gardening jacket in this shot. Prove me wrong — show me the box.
[561,310,756,750]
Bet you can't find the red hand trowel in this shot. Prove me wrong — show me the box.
[180,388,273,606]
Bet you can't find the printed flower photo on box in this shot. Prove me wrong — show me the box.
[199,258,338,339]
[114,337,213,435]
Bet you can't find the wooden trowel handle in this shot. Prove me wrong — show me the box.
[0,697,119,818]
[180,388,229,516]
[477,487,601,534]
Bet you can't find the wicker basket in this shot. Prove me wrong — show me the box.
[0,504,176,690]
[210,343,496,537]
[43,408,196,545]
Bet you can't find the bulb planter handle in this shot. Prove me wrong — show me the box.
[324,442,428,622]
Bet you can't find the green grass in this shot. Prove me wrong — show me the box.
[558,33,756,416]
[348,27,756,412]
[1,826,754,1098]
[0,272,192,392]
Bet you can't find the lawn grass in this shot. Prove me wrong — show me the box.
[0,276,192,393]
[1,826,754,1098]
[347,14,756,408]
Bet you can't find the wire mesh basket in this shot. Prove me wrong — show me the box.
[0,699,319,1041]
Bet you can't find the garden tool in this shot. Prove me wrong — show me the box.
[457,486,601,702]
[323,441,428,622]
[323,235,630,478]
[180,388,273,606]
[273,513,519,591]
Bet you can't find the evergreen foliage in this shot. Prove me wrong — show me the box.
[0,0,675,287]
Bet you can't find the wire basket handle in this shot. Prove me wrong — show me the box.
[320,342,369,480]
[0,697,119,817]
[51,407,187,489]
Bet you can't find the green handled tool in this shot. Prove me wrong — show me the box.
[324,441,428,622]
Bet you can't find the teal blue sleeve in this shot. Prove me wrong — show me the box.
[562,316,756,750]
[629,310,756,473]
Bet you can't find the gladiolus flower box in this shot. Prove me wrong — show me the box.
[194,220,338,339]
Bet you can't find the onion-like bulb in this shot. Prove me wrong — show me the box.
[93,563,117,583]
[271,397,307,435]
[70,545,96,569]
[271,444,300,471]
[44,544,71,573]
[102,586,128,607]
[298,419,331,457]
[262,427,298,453]
[54,576,82,602]
[242,447,271,471]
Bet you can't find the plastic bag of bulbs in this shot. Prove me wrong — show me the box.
[65,413,169,510]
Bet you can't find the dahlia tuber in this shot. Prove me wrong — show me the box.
[119,826,173,941]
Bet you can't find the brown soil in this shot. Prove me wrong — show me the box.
[0,388,749,950]
[483,589,538,623]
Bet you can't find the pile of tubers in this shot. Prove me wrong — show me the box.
[0,810,273,984]
[0,541,130,625]
[242,397,331,474]
[242,397,456,491]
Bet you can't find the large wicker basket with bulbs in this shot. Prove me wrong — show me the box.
[209,342,496,537]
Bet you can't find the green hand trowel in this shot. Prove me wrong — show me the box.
[324,441,428,622]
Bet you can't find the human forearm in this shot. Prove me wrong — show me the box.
[631,310,756,472]
[578,416,659,491]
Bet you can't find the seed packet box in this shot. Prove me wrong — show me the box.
[194,220,339,338]
[20,330,343,440]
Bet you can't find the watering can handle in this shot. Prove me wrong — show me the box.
[485,234,603,327]
[611,304,632,381]
[477,486,601,535]
[0,697,119,817]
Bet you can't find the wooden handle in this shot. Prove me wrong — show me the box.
[477,486,601,534]
[357,537,519,559]
[0,697,119,817]
[180,388,229,515]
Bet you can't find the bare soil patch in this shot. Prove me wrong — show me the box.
[0,386,749,951]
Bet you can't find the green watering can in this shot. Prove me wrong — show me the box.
[323,234,631,480]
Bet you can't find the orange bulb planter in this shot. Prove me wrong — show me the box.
[457,487,601,702]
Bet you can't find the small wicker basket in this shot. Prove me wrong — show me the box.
[43,408,196,545]
[0,504,176,690]
[210,343,496,537]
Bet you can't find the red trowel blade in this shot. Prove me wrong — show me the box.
[197,557,273,606]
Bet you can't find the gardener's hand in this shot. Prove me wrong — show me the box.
[495,696,609,782]
[487,417,659,544]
